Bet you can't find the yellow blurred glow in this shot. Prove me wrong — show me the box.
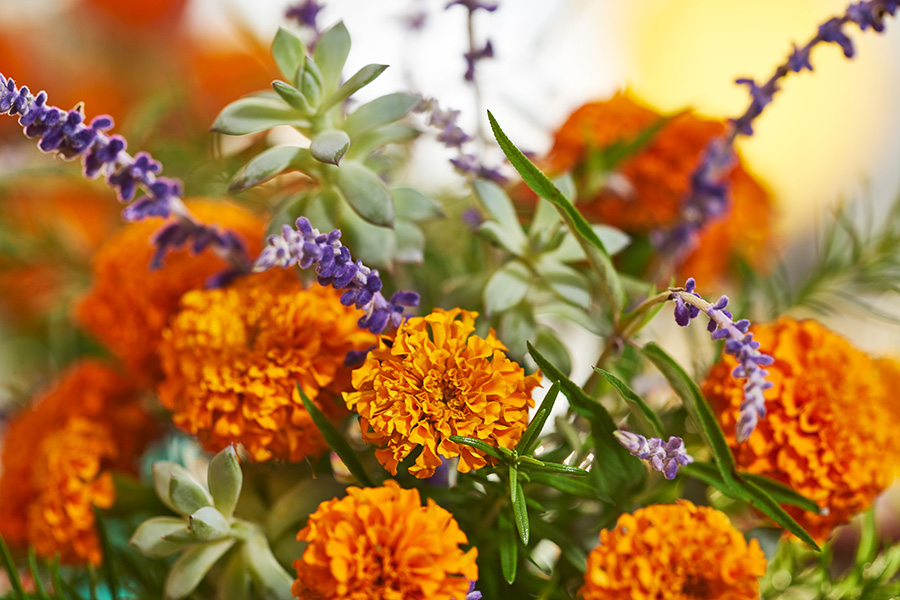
[625,0,900,235]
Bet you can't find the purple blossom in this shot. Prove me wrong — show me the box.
[0,73,253,280]
[613,431,694,480]
[255,216,419,334]
[463,40,494,82]
[450,154,507,184]
[445,0,498,13]
[285,0,324,29]
[669,278,775,442]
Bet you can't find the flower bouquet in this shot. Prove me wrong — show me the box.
[2,1,900,599]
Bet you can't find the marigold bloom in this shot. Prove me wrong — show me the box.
[157,270,376,462]
[344,308,540,478]
[581,501,766,600]
[0,361,156,564]
[703,318,895,540]
[545,93,774,281]
[292,480,477,600]
[76,200,264,383]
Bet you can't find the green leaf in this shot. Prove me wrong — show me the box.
[473,179,525,240]
[169,470,213,517]
[207,445,242,520]
[484,260,530,316]
[310,129,351,166]
[334,160,395,227]
[152,462,208,516]
[498,511,518,584]
[517,381,561,455]
[297,384,377,487]
[527,472,612,502]
[741,478,820,551]
[321,63,388,112]
[488,110,626,312]
[533,329,572,378]
[394,220,425,264]
[391,187,444,221]
[595,368,665,437]
[640,342,740,492]
[211,96,308,136]
[220,550,251,600]
[272,27,306,85]
[537,260,591,308]
[271,80,313,113]
[313,21,351,94]
[348,124,421,160]
[165,538,235,600]
[94,512,119,600]
[476,220,526,256]
[27,547,51,600]
[129,517,191,559]
[242,528,295,600]
[0,534,26,600]
[741,473,821,514]
[513,480,529,545]
[680,462,739,498]
[229,146,311,193]
[498,305,536,359]
[339,208,395,269]
[509,462,519,511]
[527,342,644,500]
[344,92,421,138]
[448,435,504,461]
[189,507,231,541]
[517,456,588,476]
[546,225,631,263]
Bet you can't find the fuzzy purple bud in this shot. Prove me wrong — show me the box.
[613,431,693,480]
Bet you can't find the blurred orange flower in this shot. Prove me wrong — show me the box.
[0,360,156,564]
[292,480,477,600]
[581,500,766,599]
[545,93,774,281]
[157,270,376,462]
[76,200,265,383]
[703,318,896,540]
[345,308,539,478]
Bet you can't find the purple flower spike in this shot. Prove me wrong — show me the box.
[254,216,419,336]
[613,431,694,480]
[669,278,775,442]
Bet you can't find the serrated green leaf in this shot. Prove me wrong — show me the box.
[595,368,665,437]
[741,478,820,551]
[129,517,191,559]
[313,21,351,94]
[394,220,425,264]
[741,473,821,514]
[513,480,529,545]
[271,80,312,113]
[344,92,421,138]
[229,146,311,193]
[498,512,518,584]
[537,260,591,308]
[165,538,235,600]
[528,471,612,502]
[448,435,504,461]
[310,129,351,166]
[335,160,395,227]
[321,63,388,112]
[640,342,740,492]
[207,445,242,520]
[476,220,527,255]
[272,27,306,85]
[488,111,626,312]
[211,96,308,136]
[517,381,560,455]
[392,187,444,221]
[297,385,377,487]
[527,342,644,500]
[484,260,530,316]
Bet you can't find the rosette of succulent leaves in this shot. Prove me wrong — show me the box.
[214,22,441,269]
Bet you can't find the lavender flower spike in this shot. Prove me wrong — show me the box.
[255,216,419,334]
[0,73,252,279]
[613,431,694,480]
[669,278,775,442]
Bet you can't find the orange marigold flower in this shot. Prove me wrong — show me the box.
[76,200,265,383]
[703,318,895,541]
[0,361,156,564]
[157,270,377,462]
[292,480,477,600]
[344,308,540,478]
[545,93,774,281]
[581,500,766,600]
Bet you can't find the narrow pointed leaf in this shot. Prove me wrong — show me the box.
[165,538,235,600]
[741,473,821,514]
[595,368,665,437]
[498,512,518,584]
[297,384,377,487]
[448,435,504,461]
[0,534,26,600]
[513,480,529,545]
[321,63,389,112]
[27,548,50,600]
[528,471,612,502]
[313,21,351,94]
[741,478,819,551]
[94,511,120,600]
[640,342,740,492]
[517,456,588,476]
[517,381,561,454]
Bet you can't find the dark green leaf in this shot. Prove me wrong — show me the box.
[533,329,572,379]
[595,368,665,437]
[211,96,308,136]
[741,478,819,551]
[321,64,388,112]
[498,512,518,584]
[517,381,561,455]
[272,27,306,85]
[93,512,120,600]
[517,455,588,476]
[313,22,351,94]
[229,146,311,193]
[527,342,644,500]
[509,462,519,509]
[297,384,377,487]
[0,534,26,600]
[680,462,740,499]
[513,480,529,545]
[527,471,612,502]
[344,92,421,138]
[27,548,51,600]
[741,473,820,514]
[448,435,504,461]
[488,111,625,311]
[640,342,740,492]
